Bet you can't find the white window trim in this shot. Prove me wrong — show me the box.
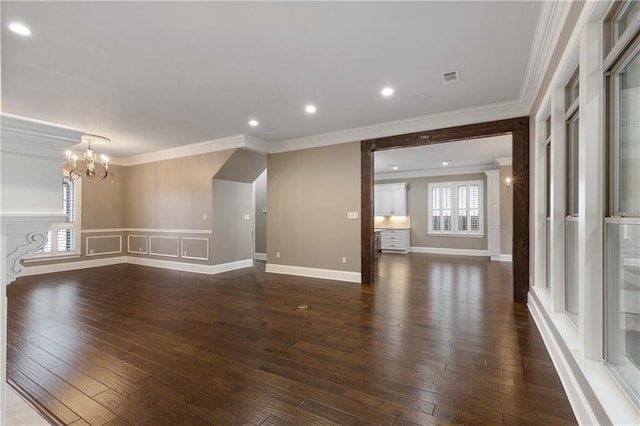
[427,180,484,237]
[25,175,82,261]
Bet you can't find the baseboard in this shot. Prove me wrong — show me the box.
[528,291,611,426]
[19,256,127,276]
[254,252,267,261]
[20,256,253,277]
[491,254,513,262]
[410,247,489,257]
[265,263,361,283]
[127,257,253,275]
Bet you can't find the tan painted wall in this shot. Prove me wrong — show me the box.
[377,173,488,251]
[125,150,234,229]
[500,165,513,255]
[254,169,268,254]
[267,142,361,272]
[80,163,127,229]
[212,179,253,265]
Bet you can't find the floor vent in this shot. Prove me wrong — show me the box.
[442,70,460,84]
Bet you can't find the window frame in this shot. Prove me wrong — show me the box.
[608,35,640,217]
[25,173,82,260]
[603,29,640,407]
[427,179,484,237]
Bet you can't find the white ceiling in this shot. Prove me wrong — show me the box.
[1,1,541,158]
[374,135,512,177]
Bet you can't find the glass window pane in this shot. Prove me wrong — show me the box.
[617,50,640,214]
[565,218,579,324]
[442,187,451,209]
[567,115,580,216]
[57,229,75,253]
[443,210,451,231]
[469,185,479,209]
[616,2,640,40]
[458,186,467,209]
[432,214,441,231]
[605,222,640,403]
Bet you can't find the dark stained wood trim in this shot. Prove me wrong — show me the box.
[361,116,530,303]
[361,144,374,284]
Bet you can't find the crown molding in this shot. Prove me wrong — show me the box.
[375,164,496,181]
[520,0,572,111]
[272,100,528,154]
[122,134,246,166]
[1,113,83,159]
[495,157,512,166]
[244,135,274,154]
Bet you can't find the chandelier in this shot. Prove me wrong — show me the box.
[64,134,114,183]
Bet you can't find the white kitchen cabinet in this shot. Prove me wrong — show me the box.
[375,183,407,216]
[380,229,410,253]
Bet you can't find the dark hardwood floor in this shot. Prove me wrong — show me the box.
[7,254,576,425]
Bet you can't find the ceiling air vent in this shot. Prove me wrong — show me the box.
[442,70,460,84]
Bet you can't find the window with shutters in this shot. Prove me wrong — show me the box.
[428,180,484,236]
[30,176,81,258]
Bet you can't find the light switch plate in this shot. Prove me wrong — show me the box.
[347,211,358,219]
[244,214,250,220]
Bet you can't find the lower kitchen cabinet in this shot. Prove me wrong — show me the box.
[380,229,410,253]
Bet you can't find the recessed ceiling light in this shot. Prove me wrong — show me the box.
[392,165,398,170]
[381,87,394,97]
[9,22,31,36]
[442,161,450,166]
[305,105,317,114]
[248,119,259,127]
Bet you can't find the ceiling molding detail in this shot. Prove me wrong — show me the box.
[0,113,83,160]
[123,134,247,166]
[520,0,572,111]
[495,157,512,166]
[272,100,527,154]
[375,164,496,181]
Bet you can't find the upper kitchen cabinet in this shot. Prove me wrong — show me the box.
[375,183,407,216]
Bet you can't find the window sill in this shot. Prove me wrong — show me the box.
[22,253,81,263]
[427,233,485,238]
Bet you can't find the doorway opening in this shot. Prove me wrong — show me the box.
[361,117,529,302]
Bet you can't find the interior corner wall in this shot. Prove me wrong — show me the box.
[125,150,235,230]
[211,179,253,265]
[267,142,361,272]
[500,165,513,255]
[254,169,267,255]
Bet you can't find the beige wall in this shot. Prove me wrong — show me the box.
[500,165,513,255]
[81,163,127,229]
[212,179,253,265]
[125,150,234,229]
[254,170,267,254]
[267,142,361,272]
[377,173,488,251]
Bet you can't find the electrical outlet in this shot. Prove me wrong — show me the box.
[183,250,187,256]
[203,213,207,220]
[89,249,94,254]
[342,257,347,263]
[138,246,142,252]
[276,252,280,258]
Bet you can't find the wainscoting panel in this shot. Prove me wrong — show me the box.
[149,236,180,258]
[85,235,122,257]
[180,237,209,261]
[127,235,148,254]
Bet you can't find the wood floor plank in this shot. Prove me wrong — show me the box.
[7,255,577,425]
